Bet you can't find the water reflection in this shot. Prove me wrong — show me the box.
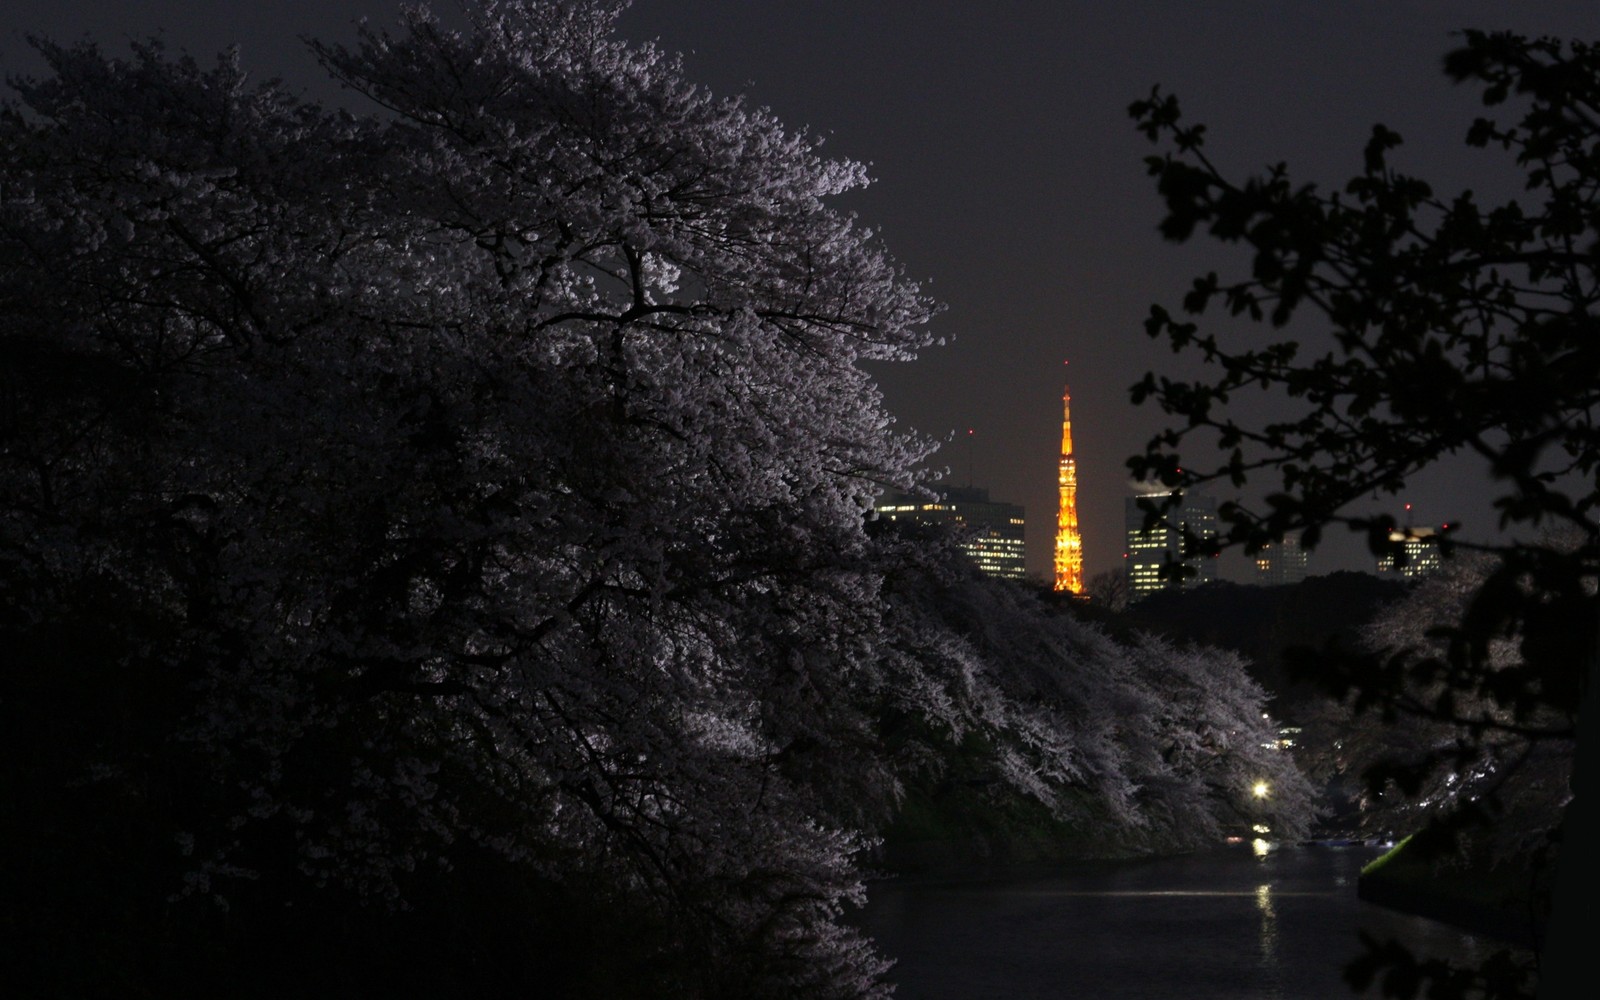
[858,845,1523,1000]
[1256,882,1278,971]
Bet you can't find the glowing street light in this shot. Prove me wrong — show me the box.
[1252,781,1271,799]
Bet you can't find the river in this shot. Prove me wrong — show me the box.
[858,842,1526,999]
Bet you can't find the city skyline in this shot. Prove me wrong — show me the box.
[5,2,1592,585]
[610,1,1596,585]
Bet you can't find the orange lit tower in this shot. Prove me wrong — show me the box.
[1054,378,1084,593]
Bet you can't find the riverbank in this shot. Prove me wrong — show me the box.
[1356,834,1552,948]
[876,783,1125,870]
[877,778,1243,871]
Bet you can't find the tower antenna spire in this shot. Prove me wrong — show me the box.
[1055,361,1084,593]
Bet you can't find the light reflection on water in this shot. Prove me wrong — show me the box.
[1256,882,1277,974]
[858,845,1524,1000]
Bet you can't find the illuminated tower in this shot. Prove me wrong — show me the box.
[1054,381,1084,593]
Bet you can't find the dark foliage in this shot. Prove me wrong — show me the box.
[1129,30,1599,999]
[1116,572,1407,713]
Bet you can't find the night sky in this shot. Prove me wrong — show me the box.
[5,1,1595,581]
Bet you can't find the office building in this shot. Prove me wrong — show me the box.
[1124,490,1218,598]
[1254,532,1309,586]
[1375,527,1443,577]
[876,486,1027,581]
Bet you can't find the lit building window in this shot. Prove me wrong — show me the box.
[1124,491,1218,600]
[875,486,1026,581]
[1375,527,1443,577]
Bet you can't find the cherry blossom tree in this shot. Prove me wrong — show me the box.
[2,2,936,994]
[2,3,1317,995]
[873,524,1316,854]
[1318,550,1573,866]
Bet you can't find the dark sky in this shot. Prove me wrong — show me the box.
[5,1,1595,581]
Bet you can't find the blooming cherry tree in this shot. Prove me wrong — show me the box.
[1,4,1315,995]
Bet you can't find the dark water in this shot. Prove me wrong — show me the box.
[859,843,1525,1000]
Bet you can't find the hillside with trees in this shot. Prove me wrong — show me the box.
[1115,572,1408,716]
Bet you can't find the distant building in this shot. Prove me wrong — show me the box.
[1125,491,1218,599]
[1375,527,1443,577]
[1254,532,1308,586]
[876,486,1026,580]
